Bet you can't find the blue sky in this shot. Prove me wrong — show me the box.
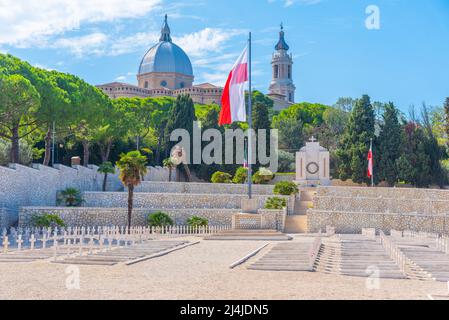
[1,0,448,111]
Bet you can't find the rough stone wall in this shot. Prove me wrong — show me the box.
[0,207,15,229]
[19,207,286,231]
[308,210,449,235]
[317,186,449,201]
[135,182,275,195]
[0,163,172,226]
[314,196,449,215]
[82,192,294,213]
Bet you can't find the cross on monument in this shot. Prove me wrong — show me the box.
[309,136,317,143]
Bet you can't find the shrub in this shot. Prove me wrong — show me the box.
[233,167,248,184]
[57,188,83,207]
[253,168,274,185]
[31,213,66,228]
[211,171,232,184]
[147,211,174,227]
[264,197,287,210]
[187,216,209,227]
[274,181,299,196]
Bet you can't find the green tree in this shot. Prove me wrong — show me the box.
[272,116,304,151]
[98,161,115,192]
[421,104,447,187]
[444,98,449,148]
[0,74,40,163]
[163,157,176,182]
[117,151,148,230]
[378,102,402,186]
[164,94,196,179]
[336,95,375,184]
[396,122,432,188]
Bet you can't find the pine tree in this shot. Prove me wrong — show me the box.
[336,95,375,184]
[378,102,402,186]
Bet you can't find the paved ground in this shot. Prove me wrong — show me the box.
[0,236,447,300]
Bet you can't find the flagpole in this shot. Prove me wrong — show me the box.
[370,138,374,187]
[247,32,253,200]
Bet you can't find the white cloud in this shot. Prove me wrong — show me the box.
[52,33,108,57]
[174,28,245,57]
[0,0,161,46]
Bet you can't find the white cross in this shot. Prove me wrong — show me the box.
[29,234,36,250]
[2,236,10,253]
[16,235,24,251]
[309,136,317,143]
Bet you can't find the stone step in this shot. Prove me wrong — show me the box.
[284,216,308,234]
[204,235,292,241]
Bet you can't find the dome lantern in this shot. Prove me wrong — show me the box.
[160,14,172,42]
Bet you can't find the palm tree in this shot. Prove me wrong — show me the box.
[116,151,148,230]
[163,157,176,182]
[98,162,116,192]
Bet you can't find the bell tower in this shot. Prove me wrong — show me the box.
[268,24,296,107]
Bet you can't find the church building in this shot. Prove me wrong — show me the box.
[268,24,296,111]
[97,16,296,111]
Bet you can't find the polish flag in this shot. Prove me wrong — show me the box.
[367,143,373,178]
[219,46,248,126]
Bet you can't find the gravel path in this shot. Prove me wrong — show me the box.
[0,237,447,300]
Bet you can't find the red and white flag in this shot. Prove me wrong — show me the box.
[219,46,248,126]
[367,142,373,178]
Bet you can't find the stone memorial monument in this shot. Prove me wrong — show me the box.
[296,137,331,186]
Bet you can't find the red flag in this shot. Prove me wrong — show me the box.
[367,142,373,178]
[219,46,248,126]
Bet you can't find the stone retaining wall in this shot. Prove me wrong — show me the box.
[317,186,449,201]
[314,196,449,215]
[82,192,295,214]
[135,181,275,195]
[308,210,449,235]
[0,207,15,229]
[0,163,174,226]
[19,207,286,231]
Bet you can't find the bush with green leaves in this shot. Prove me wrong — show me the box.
[253,168,274,185]
[187,216,209,227]
[211,171,233,184]
[147,211,174,227]
[274,181,299,196]
[264,197,287,210]
[57,188,83,207]
[31,213,66,228]
[232,167,248,184]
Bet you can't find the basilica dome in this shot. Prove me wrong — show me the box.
[138,15,193,77]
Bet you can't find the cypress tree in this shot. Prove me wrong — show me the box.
[396,123,432,188]
[378,102,402,186]
[336,95,375,184]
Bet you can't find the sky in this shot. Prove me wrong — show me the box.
[1,0,449,112]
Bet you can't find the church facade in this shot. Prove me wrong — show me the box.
[97,16,296,110]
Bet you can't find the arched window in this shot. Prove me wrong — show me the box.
[144,81,149,89]
[274,65,279,78]
[288,65,292,79]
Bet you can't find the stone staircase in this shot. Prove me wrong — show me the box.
[204,229,292,241]
[248,240,315,271]
[284,188,316,234]
[314,235,407,279]
[396,239,449,282]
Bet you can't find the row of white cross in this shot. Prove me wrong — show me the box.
[1,225,231,254]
